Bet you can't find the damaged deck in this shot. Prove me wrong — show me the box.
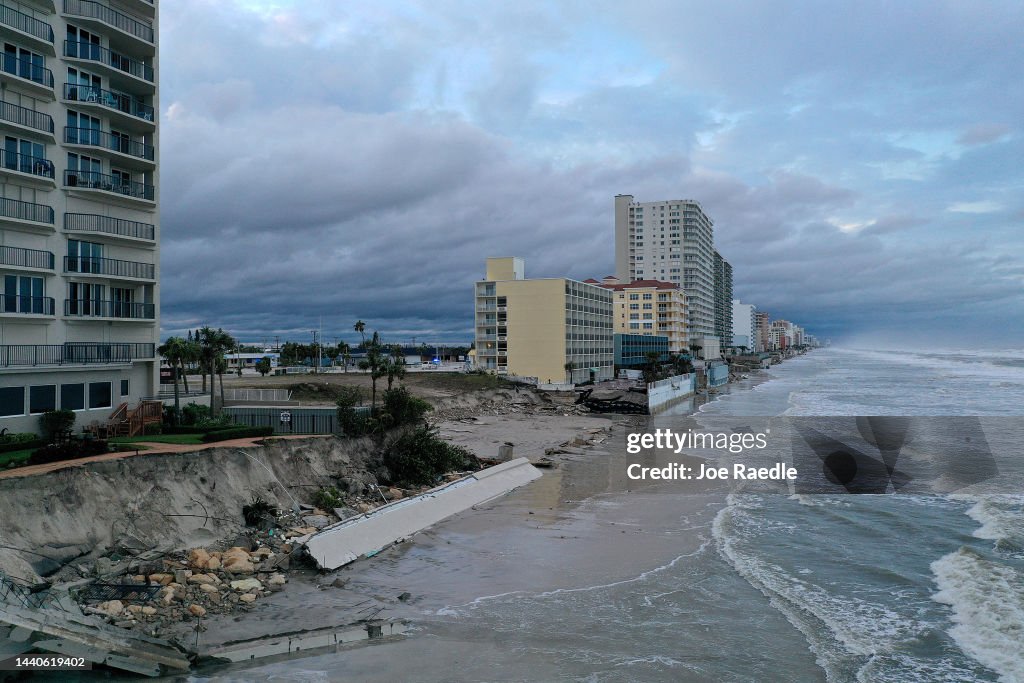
[302,457,543,570]
[0,601,190,677]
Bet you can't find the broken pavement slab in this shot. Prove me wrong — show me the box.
[302,457,542,570]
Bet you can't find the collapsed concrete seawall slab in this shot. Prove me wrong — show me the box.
[302,458,543,570]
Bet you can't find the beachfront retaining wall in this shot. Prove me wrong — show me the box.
[708,364,730,388]
[647,373,696,414]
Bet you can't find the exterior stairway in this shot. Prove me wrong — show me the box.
[107,401,163,437]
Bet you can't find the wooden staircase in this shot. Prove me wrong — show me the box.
[107,401,163,437]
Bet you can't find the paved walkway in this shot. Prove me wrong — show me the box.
[0,434,332,480]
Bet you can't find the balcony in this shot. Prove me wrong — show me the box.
[0,54,54,96]
[63,83,154,130]
[0,150,55,185]
[64,255,154,280]
[0,4,54,49]
[63,41,153,90]
[0,245,54,270]
[0,342,154,367]
[0,100,54,139]
[1,294,55,315]
[64,127,154,168]
[0,196,54,230]
[64,169,155,204]
[62,0,154,49]
[64,212,154,242]
[64,298,154,320]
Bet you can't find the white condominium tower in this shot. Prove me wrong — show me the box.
[614,194,716,341]
[0,0,159,434]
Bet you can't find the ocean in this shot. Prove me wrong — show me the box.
[195,348,1024,683]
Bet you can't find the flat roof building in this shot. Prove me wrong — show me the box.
[0,0,160,433]
[474,257,614,384]
[589,275,689,354]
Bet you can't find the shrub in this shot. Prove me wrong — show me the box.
[382,387,432,427]
[39,410,75,441]
[313,486,344,510]
[181,402,212,426]
[0,438,45,455]
[143,423,162,436]
[161,424,238,435]
[383,425,476,487]
[200,426,274,443]
[29,439,109,465]
[0,432,38,445]
[242,495,278,528]
[336,386,370,437]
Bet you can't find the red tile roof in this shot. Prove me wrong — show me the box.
[593,279,680,291]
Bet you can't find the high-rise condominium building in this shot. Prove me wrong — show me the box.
[0,0,159,433]
[614,194,716,341]
[754,310,771,353]
[732,300,756,351]
[713,250,733,346]
[474,257,614,384]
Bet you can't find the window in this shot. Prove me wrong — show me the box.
[642,293,652,300]
[3,44,46,84]
[29,385,57,414]
[121,379,129,396]
[88,381,111,409]
[67,110,101,145]
[3,274,45,314]
[0,386,23,417]
[629,294,639,300]
[61,383,85,411]
[4,135,47,176]
[68,281,104,315]
[68,239,103,274]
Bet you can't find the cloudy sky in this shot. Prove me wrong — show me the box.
[158,0,1024,347]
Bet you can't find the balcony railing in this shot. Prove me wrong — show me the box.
[0,245,54,269]
[0,100,54,134]
[63,83,154,122]
[1,54,54,88]
[64,127,154,161]
[64,255,154,279]
[65,169,154,200]
[64,298,154,319]
[64,212,154,240]
[0,196,54,224]
[0,4,54,43]
[63,0,154,44]
[0,342,154,367]
[1,294,54,315]
[63,40,153,82]
[1,151,55,179]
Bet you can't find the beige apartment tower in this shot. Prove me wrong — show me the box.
[615,194,716,341]
[0,0,159,433]
[474,257,614,384]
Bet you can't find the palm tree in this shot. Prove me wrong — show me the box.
[198,327,235,413]
[158,336,188,424]
[564,361,575,383]
[338,341,351,373]
[386,345,406,390]
[357,331,386,407]
[354,320,366,348]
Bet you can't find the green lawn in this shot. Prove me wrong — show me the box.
[0,449,34,469]
[109,433,205,445]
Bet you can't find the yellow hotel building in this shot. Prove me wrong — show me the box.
[474,257,614,384]
[587,276,689,354]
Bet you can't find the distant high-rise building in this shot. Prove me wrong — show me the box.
[713,250,733,346]
[614,194,715,341]
[732,300,756,351]
[754,311,771,353]
[1,0,160,434]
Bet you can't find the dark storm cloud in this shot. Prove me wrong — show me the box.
[158,1,1024,345]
